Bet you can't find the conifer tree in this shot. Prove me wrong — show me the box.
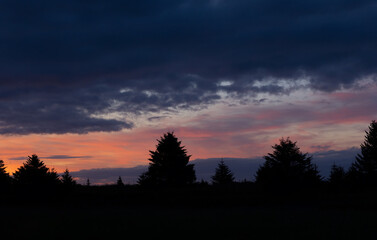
[61,169,76,186]
[329,164,346,185]
[349,120,377,185]
[13,154,60,186]
[255,138,321,188]
[138,132,196,186]
[117,176,124,186]
[211,159,235,185]
[0,159,10,185]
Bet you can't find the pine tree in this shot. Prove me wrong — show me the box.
[86,178,90,186]
[211,159,235,185]
[349,120,377,185]
[117,176,124,186]
[61,169,76,186]
[13,154,60,186]
[0,159,10,185]
[138,132,196,186]
[255,138,321,188]
[329,164,346,185]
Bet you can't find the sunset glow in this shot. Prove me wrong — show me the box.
[1,1,377,184]
[2,83,375,176]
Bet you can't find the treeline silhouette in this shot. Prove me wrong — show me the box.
[2,122,377,240]
[1,120,377,198]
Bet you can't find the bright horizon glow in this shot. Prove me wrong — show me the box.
[2,82,375,175]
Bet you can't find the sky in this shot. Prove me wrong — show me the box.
[1,0,377,180]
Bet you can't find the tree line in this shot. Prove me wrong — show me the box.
[0,155,76,189]
[1,120,377,191]
[138,120,377,190]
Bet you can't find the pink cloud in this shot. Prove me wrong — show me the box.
[2,85,376,174]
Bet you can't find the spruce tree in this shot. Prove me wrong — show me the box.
[61,169,76,186]
[329,164,346,186]
[349,120,377,185]
[138,132,196,186]
[117,176,124,186]
[0,159,10,185]
[255,138,321,189]
[211,159,235,185]
[13,154,60,186]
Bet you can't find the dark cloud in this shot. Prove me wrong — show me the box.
[69,148,360,184]
[312,147,360,177]
[1,0,376,134]
[8,157,27,161]
[70,166,147,185]
[43,155,92,159]
[147,116,168,122]
[9,154,93,161]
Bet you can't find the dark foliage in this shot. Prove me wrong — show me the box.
[329,164,346,189]
[211,160,235,185]
[255,138,322,189]
[13,154,60,186]
[348,120,377,186]
[117,176,124,186]
[0,159,11,186]
[61,169,76,186]
[138,132,196,186]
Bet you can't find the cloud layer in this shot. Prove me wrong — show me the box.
[1,0,377,134]
[69,148,359,185]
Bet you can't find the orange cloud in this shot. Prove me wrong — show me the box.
[1,85,376,175]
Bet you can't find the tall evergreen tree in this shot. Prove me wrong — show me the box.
[0,159,11,185]
[13,154,60,186]
[211,159,235,185]
[329,164,346,186]
[349,120,377,185]
[61,169,76,186]
[255,138,321,188]
[138,132,196,186]
[117,176,124,186]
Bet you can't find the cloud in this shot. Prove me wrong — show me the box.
[70,166,147,185]
[147,116,169,122]
[311,145,332,151]
[9,154,92,161]
[43,155,92,159]
[69,159,263,185]
[312,147,360,177]
[1,0,377,134]
[69,147,360,184]
[8,157,27,161]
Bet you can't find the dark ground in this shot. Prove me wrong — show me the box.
[2,185,377,239]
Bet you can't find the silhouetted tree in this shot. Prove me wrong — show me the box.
[117,176,124,186]
[198,179,209,186]
[13,154,60,186]
[0,159,11,186]
[86,178,90,186]
[348,120,377,186]
[61,169,76,186]
[211,159,235,185]
[329,164,346,186]
[138,132,196,186]
[255,138,321,189]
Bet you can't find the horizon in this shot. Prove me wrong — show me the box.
[3,144,360,185]
[1,1,376,179]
